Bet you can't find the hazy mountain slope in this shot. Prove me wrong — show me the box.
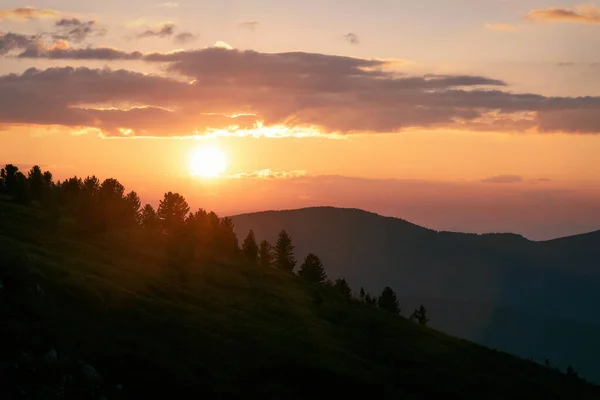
[231,206,600,380]
[231,207,600,315]
[1,199,599,398]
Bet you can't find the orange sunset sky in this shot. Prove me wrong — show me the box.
[1,1,600,239]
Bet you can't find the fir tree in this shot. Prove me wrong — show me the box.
[298,253,327,283]
[274,230,296,271]
[378,287,401,314]
[242,230,259,264]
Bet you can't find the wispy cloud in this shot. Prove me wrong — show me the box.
[132,22,196,44]
[526,4,600,24]
[485,23,519,32]
[174,32,196,44]
[157,2,179,8]
[228,169,307,180]
[0,32,38,55]
[343,32,359,44]
[0,7,60,21]
[136,22,176,39]
[481,175,524,184]
[238,21,259,31]
[52,18,106,43]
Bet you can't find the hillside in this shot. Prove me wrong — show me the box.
[1,199,598,398]
[231,206,600,381]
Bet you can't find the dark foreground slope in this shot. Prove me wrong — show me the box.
[1,200,598,399]
[231,207,600,380]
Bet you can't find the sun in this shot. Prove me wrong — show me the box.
[189,145,228,178]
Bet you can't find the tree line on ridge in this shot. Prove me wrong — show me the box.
[0,163,431,321]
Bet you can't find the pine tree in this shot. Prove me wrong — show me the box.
[27,165,44,201]
[566,365,579,379]
[273,230,296,271]
[377,287,401,314]
[157,192,190,232]
[334,278,352,298]
[140,204,159,230]
[2,164,19,196]
[258,240,272,268]
[242,230,259,264]
[410,305,429,326]
[359,287,365,300]
[298,253,327,283]
[125,191,142,225]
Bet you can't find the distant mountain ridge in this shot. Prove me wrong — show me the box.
[231,206,600,381]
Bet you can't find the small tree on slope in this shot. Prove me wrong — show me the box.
[298,253,327,284]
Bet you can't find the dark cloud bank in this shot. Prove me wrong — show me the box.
[1,42,600,137]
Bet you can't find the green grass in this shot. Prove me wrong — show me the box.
[0,197,598,399]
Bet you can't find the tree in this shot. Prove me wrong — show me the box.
[157,192,190,231]
[378,287,401,314]
[97,178,126,228]
[2,164,20,195]
[298,253,327,284]
[83,176,100,197]
[410,305,429,326]
[13,172,31,204]
[334,278,352,298]
[365,293,377,305]
[42,171,53,188]
[140,204,159,231]
[217,217,239,256]
[566,365,579,379]
[0,167,5,193]
[258,240,272,268]
[359,287,365,300]
[185,208,209,248]
[60,176,83,209]
[125,191,142,224]
[242,230,259,264]
[273,230,296,272]
[27,165,45,201]
[99,178,125,202]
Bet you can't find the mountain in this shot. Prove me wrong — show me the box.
[1,198,599,398]
[231,206,600,381]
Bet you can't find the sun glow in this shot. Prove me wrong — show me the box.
[189,145,228,177]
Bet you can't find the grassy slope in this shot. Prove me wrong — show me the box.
[0,199,598,399]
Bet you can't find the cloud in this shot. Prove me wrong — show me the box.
[136,22,176,39]
[485,23,519,31]
[213,41,233,50]
[343,32,359,44]
[4,47,600,136]
[0,7,60,21]
[133,22,196,44]
[0,19,104,57]
[18,44,145,60]
[174,32,196,44]
[52,18,106,43]
[157,2,179,7]
[0,32,38,55]
[526,4,600,24]
[238,21,259,31]
[481,175,524,184]
[228,169,307,179]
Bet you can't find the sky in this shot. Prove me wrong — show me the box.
[1,0,600,240]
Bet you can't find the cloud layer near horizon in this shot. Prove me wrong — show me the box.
[2,34,600,136]
[0,7,60,21]
[526,4,600,24]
